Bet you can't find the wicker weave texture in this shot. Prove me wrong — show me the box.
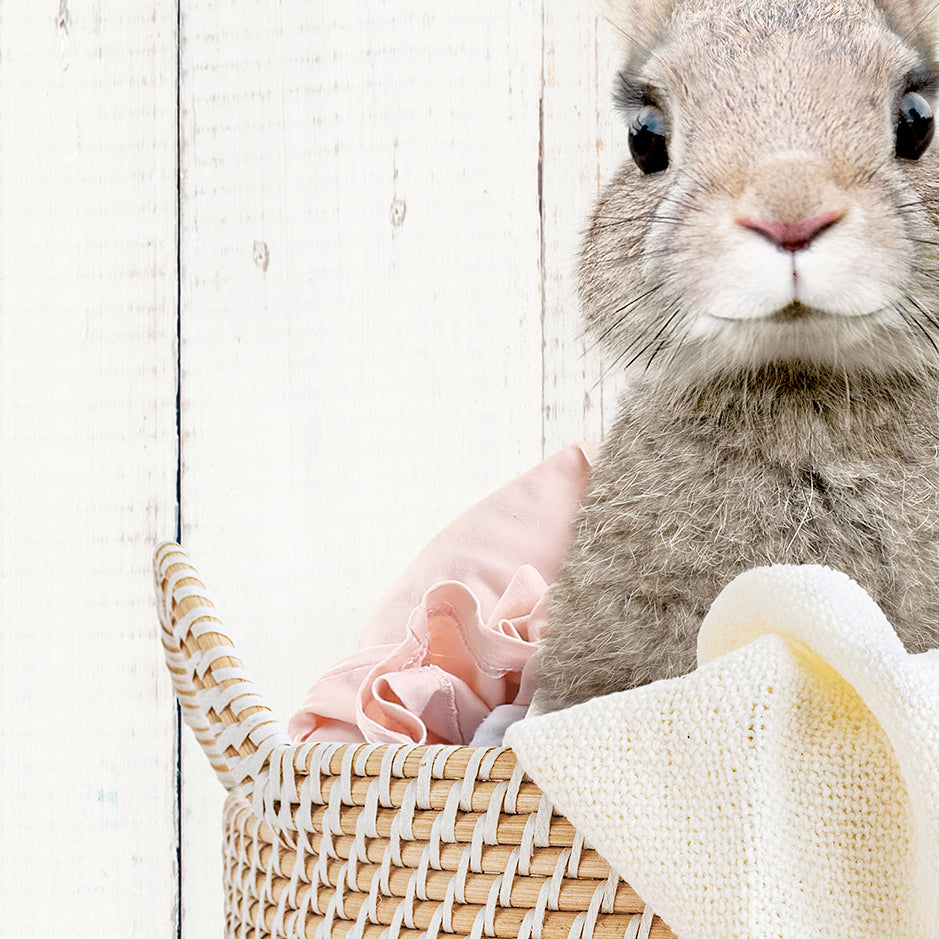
[154,543,676,939]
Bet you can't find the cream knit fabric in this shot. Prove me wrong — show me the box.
[505,565,939,938]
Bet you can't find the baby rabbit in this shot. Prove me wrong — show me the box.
[536,0,939,711]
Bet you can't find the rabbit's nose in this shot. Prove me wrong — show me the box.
[735,210,844,253]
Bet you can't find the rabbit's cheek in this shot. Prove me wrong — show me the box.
[678,234,797,322]
[792,237,902,317]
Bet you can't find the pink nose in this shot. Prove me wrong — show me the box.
[736,209,844,253]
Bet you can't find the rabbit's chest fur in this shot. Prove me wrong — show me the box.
[538,373,939,708]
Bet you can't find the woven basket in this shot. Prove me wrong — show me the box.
[154,542,675,939]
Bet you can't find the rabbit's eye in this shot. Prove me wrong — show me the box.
[629,105,669,174]
[896,91,934,161]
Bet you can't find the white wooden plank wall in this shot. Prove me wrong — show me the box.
[0,3,179,936]
[0,1,624,933]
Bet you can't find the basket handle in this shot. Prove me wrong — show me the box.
[154,542,292,792]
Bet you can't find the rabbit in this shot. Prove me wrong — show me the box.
[535,0,939,712]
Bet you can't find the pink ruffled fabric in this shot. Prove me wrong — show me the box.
[287,443,597,745]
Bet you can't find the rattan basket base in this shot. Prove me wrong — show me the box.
[222,781,675,939]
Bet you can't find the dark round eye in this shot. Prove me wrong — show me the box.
[629,105,669,174]
[896,90,934,161]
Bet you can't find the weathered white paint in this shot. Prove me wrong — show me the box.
[0,2,179,936]
[0,0,626,933]
[541,0,631,453]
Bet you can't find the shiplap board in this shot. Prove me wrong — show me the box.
[177,1,626,932]
[541,0,629,453]
[0,3,179,936]
[178,3,545,930]
[179,1,545,714]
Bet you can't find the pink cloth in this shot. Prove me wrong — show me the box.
[287,443,597,745]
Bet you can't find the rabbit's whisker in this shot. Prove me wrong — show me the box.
[587,282,668,355]
[897,298,939,356]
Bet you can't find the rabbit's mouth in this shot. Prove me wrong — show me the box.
[770,301,814,322]
[766,302,874,322]
[705,301,882,325]
[689,302,907,373]
[766,301,890,324]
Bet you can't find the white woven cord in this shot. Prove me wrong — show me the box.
[439,855,465,932]
[545,844,569,911]
[452,843,474,905]
[156,543,293,796]
[399,863,422,930]
[458,747,490,810]
[424,783,463,873]
[482,874,504,937]
[352,743,385,778]
[566,834,584,879]
[498,845,521,907]
[503,758,527,814]
[577,870,620,939]
[526,875,555,939]
[378,742,403,808]
[623,904,656,939]
[424,901,448,939]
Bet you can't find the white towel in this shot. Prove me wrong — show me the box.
[504,565,939,938]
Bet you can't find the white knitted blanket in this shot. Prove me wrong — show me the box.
[504,566,939,938]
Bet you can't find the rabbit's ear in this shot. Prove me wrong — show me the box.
[599,0,681,56]
[874,0,939,55]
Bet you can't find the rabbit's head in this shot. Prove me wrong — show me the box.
[583,0,939,388]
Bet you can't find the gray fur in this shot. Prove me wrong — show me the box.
[536,0,939,711]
